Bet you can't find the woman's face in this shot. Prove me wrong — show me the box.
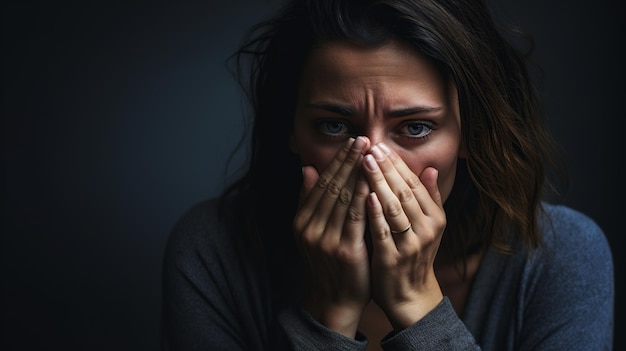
[290,39,463,202]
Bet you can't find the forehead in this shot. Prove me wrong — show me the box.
[298,39,451,106]
[305,39,439,74]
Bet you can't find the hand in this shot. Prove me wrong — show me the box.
[361,142,445,330]
[293,137,372,337]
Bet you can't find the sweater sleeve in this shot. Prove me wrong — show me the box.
[278,297,480,350]
[278,308,368,351]
[516,205,614,350]
[380,297,481,350]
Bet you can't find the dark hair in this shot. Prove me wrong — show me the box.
[220,0,562,271]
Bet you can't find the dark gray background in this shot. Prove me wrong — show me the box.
[2,1,623,350]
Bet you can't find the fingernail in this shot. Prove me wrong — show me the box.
[364,154,378,170]
[378,142,391,155]
[353,136,366,150]
[370,146,384,161]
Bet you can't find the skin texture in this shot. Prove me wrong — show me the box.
[290,40,464,338]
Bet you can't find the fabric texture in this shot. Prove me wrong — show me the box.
[161,198,614,350]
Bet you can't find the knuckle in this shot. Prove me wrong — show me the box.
[436,216,447,233]
[339,187,353,206]
[419,228,435,241]
[432,210,447,231]
[336,245,354,262]
[373,226,391,241]
[346,207,364,225]
[326,180,341,198]
[336,245,358,264]
[422,221,445,242]
[317,174,331,190]
[386,200,404,218]
[319,237,336,253]
[396,186,414,203]
[377,253,397,268]
[405,174,422,190]
[300,228,317,245]
[354,182,370,199]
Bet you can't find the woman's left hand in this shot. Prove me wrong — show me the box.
[361,143,446,330]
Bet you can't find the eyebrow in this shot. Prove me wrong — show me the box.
[306,102,444,117]
[306,102,354,116]
[388,106,445,117]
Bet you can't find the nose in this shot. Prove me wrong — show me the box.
[360,128,386,147]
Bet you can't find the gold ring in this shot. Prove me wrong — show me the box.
[391,223,412,234]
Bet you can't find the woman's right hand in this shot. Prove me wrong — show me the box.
[293,136,372,338]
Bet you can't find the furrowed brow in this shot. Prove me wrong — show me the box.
[306,102,354,116]
[388,106,444,118]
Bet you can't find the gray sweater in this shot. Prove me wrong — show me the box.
[161,199,614,350]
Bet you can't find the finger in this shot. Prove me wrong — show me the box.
[340,172,370,245]
[294,138,356,232]
[325,159,362,244]
[368,145,423,228]
[307,136,368,230]
[301,138,355,208]
[362,152,412,240]
[373,146,446,252]
[377,143,442,216]
[366,191,399,257]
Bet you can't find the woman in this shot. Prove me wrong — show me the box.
[161,0,614,349]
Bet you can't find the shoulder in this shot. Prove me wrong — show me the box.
[538,203,610,256]
[526,202,613,293]
[504,204,614,349]
[163,197,243,271]
[165,198,223,253]
[161,197,274,349]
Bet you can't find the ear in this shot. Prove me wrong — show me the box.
[289,132,299,154]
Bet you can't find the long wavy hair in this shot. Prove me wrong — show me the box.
[219,0,563,283]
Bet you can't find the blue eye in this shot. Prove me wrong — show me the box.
[403,121,433,138]
[316,120,350,136]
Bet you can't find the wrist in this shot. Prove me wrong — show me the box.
[383,283,444,330]
[304,301,364,338]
